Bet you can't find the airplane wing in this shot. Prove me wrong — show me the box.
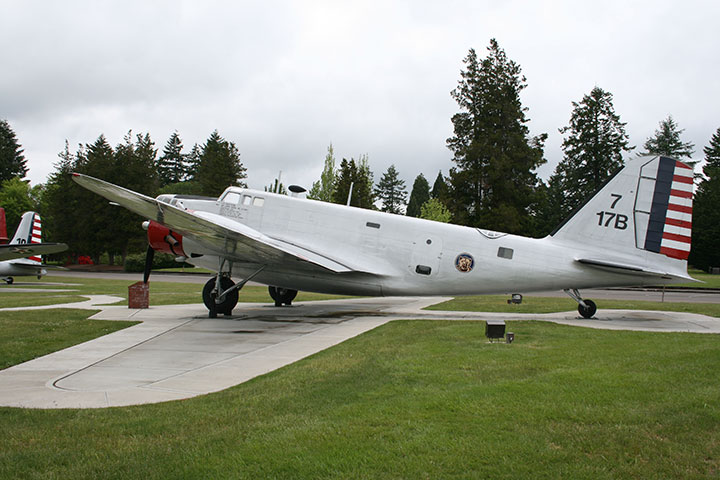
[0,243,68,262]
[71,173,360,274]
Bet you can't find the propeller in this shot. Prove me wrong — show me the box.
[143,245,155,284]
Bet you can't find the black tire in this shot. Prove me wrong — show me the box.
[578,299,597,319]
[268,286,298,306]
[5,277,14,285]
[202,276,239,316]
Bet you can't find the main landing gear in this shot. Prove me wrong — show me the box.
[268,286,298,307]
[202,264,267,318]
[203,275,239,318]
[564,288,597,319]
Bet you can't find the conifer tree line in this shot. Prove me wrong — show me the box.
[1,38,719,269]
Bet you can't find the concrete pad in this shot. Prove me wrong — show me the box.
[0,295,718,409]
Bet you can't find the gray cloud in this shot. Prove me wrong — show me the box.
[2,0,718,192]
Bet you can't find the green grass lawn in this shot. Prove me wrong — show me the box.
[0,276,350,308]
[427,295,720,317]
[0,293,87,308]
[0,309,136,369]
[686,269,720,288]
[1,318,719,479]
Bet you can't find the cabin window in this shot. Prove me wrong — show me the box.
[242,195,252,206]
[253,197,265,207]
[223,192,241,205]
[415,265,432,275]
[497,247,514,259]
[366,222,380,229]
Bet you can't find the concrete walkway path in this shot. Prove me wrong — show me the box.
[1,295,718,409]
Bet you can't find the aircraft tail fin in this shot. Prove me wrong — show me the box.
[551,156,693,279]
[10,212,43,264]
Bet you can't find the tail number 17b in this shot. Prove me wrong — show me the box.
[596,211,628,230]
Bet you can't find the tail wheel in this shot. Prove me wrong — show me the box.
[268,286,298,306]
[578,299,597,319]
[202,276,238,317]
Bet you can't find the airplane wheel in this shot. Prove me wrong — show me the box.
[268,286,297,306]
[5,277,14,285]
[203,277,239,316]
[578,299,597,319]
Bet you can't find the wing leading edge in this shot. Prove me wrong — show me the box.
[71,173,359,274]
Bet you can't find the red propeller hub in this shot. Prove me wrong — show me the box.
[146,220,186,257]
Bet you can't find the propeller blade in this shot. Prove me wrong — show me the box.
[143,245,154,284]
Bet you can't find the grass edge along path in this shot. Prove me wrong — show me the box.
[0,309,137,370]
[426,294,720,317]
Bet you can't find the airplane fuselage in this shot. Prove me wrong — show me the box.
[167,188,682,297]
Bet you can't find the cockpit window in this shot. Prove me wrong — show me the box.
[253,197,265,207]
[223,192,241,205]
[242,195,252,206]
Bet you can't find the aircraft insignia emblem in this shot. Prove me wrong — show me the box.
[455,253,474,272]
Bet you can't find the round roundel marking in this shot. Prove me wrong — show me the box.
[455,253,474,273]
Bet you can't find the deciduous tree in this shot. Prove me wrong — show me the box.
[420,198,451,223]
[308,144,336,202]
[0,177,35,234]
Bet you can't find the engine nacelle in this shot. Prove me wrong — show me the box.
[144,220,187,257]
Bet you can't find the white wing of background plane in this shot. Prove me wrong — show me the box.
[71,173,361,274]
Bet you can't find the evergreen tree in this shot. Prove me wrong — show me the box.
[195,131,247,197]
[690,127,720,270]
[331,156,375,209]
[642,115,695,159]
[73,135,116,263]
[43,141,81,257]
[0,119,28,182]
[110,132,159,263]
[446,40,546,234]
[332,158,355,205]
[546,87,633,220]
[355,154,375,209]
[431,170,449,202]
[157,131,186,186]
[186,143,202,179]
[308,144,336,202]
[265,177,287,194]
[406,174,430,217]
[374,165,407,214]
[420,198,451,223]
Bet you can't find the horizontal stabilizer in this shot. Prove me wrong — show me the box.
[0,243,68,262]
[576,258,696,282]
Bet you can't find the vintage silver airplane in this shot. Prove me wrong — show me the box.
[0,211,68,284]
[72,155,694,317]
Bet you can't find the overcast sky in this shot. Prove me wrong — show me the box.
[2,0,718,192]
